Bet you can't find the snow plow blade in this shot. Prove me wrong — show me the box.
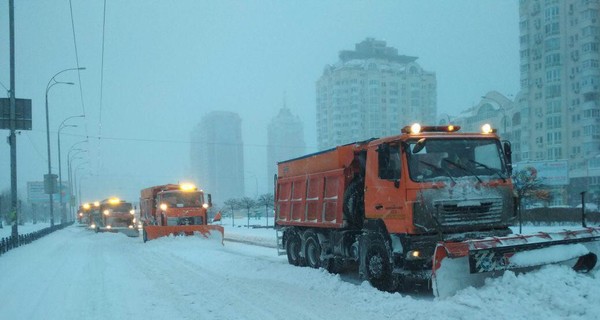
[142,225,224,244]
[118,228,140,237]
[432,227,600,298]
[95,227,139,237]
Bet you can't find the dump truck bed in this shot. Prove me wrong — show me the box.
[277,141,368,178]
[276,142,369,229]
[276,168,347,228]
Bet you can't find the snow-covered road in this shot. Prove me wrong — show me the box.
[1,224,600,320]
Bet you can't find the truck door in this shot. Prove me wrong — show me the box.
[364,142,408,232]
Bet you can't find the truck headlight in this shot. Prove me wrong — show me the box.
[160,203,168,211]
[130,209,135,215]
[103,210,110,216]
[406,250,423,260]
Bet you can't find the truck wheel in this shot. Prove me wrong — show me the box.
[304,232,321,269]
[343,178,364,229]
[286,232,304,266]
[359,233,395,292]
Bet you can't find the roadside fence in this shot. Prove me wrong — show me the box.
[0,222,73,257]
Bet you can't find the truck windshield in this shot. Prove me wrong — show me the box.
[159,191,204,208]
[106,203,133,212]
[406,138,506,182]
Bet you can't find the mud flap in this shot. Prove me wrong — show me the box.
[143,225,224,244]
[432,227,600,298]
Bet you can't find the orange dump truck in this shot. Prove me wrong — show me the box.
[77,203,92,225]
[98,198,137,236]
[139,183,224,242]
[275,124,600,297]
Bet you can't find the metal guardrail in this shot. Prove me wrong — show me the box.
[0,222,74,257]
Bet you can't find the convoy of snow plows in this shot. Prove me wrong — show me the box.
[77,183,224,242]
[75,123,600,298]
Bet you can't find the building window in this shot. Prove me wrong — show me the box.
[545,53,561,66]
[545,84,561,98]
[546,115,562,129]
[545,68,561,83]
[544,37,561,51]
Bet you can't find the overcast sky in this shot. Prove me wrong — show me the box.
[0,1,519,204]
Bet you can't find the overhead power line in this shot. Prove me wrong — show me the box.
[68,0,88,137]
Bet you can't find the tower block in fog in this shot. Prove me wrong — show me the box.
[191,111,245,202]
[267,104,305,183]
[316,38,437,150]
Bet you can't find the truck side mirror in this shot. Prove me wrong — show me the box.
[503,140,513,176]
[412,138,426,154]
[207,194,212,207]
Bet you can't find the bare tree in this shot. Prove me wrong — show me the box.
[513,167,548,232]
[257,193,274,227]
[238,197,257,229]
[223,198,239,227]
[513,168,547,206]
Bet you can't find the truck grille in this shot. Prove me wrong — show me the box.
[434,198,503,226]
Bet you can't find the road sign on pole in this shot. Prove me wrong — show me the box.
[0,98,32,130]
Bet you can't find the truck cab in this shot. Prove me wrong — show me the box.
[155,187,208,226]
[99,198,135,230]
[77,203,92,225]
[364,124,516,237]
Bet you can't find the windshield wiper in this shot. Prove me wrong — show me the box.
[442,159,483,183]
[419,160,456,184]
[467,160,507,182]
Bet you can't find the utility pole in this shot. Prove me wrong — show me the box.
[0,195,3,228]
[8,0,18,237]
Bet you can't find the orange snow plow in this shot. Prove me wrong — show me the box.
[143,225,224,243]
[432,227,600,298]
[139,183,224,244]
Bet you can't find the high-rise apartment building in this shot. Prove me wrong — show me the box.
[190,111,245,202]
[518,0,600,203]
[267,105,305,184]
[316,38,437,150]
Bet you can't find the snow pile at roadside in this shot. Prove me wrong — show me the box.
[1,224,599,319]
[148,231,600,320]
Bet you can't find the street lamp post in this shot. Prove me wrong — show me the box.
[68,152,87,218]
[45,67,85,226]
[77,174,92,207]
[67,139,88,217]
[73,163,89,207]
[58,115,84,223]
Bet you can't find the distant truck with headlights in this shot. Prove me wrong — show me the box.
[275,123,600,297]
[89,198,138,237]
[99,198,135,230]
[139,183,224,242]
[77,203,92,225]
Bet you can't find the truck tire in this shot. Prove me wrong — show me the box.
[286,232,304,266]
[359,233,395,292]
[343,178,365,228]
[304,232,321,269]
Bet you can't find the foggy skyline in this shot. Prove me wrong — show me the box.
[0,1,519,205]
